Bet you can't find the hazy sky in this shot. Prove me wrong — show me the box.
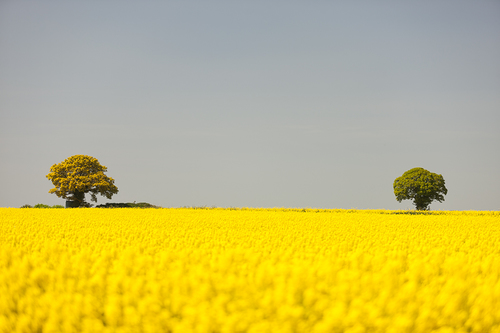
[1,1,499,210]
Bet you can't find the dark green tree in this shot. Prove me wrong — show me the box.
[393,167,447,211]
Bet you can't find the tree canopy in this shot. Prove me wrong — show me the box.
[46,155,118,207]
[393,167,447,211]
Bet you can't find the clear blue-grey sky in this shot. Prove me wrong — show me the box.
[1,1,499,210]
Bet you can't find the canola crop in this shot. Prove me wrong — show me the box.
[0,207,499,333]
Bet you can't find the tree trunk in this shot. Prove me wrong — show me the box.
[65,200,80,208]
[66,191,85,208]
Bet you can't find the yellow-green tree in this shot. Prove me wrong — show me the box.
[46,155,118,207]
[393,167,447,211]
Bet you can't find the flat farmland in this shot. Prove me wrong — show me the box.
[1,208,499,333]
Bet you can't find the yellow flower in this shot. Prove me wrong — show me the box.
[0,208,498,332]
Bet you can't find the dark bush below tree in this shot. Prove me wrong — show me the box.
[95,202,160,208]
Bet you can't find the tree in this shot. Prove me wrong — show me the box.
[46,155,118,207]
[393,167,447,211]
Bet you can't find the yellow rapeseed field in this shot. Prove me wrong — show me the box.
[1,208,499,333]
